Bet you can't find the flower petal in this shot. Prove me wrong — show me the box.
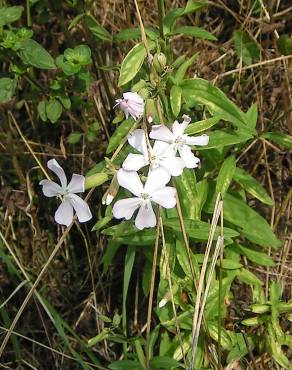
[67,174,85,194]
[161,156,185,176]
[123,153,148,171]
[184,134,209,146]
[144,167,171,194]
[152,139,171,155]
[179,145,200,168]
[39,179,63,197]
[172,115,191,136]
[112,198,141,220]
[54,199,73,227]
[47,159,67,189]
[123,92,144,104]
[152,187,177,208]
[67,194,92,223]
[135,201,156,230]
[117,169,143,196]
[149,125,174,143]
[127,129,148,155]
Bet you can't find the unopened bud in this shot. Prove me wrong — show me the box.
[102,174,119,205]
[153,52,167,73]
[146,98,158,124]
[85,172,108,190]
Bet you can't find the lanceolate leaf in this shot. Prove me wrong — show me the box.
[216,155,236,196]
[170,85,182,117]
[118,41,155,86]
[234,167,274,205]
[170,26,217,41]
[106,118,134,154]
[232,244,275,266]
[199,129,253,149]
[174,53,199,84]
[164,218,239,240]
[223,193,281,248]
[185,115,221,135]
[262,132,292,150]
[163,0,206,35]
[181,79,255,134]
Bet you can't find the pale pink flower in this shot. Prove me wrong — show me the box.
[114,92,144,120]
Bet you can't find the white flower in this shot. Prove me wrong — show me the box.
[149,115,209,168]
[112,168,176,230]
[123,129,185,176]
[39,159,92,227]
[114,92,144,120]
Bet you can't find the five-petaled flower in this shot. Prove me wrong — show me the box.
[123,129,185,176]
[114,92,144,120]
[150,115,209,168]
[112,168,176,230]
[39,159,92,227]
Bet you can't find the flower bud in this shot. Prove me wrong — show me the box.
[153,52,167,73]
[146,98,158,124]
[85,172,108,190]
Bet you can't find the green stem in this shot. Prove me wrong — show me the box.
[157,0,165,39]
[26,0,32,27]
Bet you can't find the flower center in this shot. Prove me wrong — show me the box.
[140,192,150,200]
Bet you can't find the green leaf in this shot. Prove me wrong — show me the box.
[245,103,258,129]
[276,34,292,56]
[18,39,55,69]
[0,6,23,27]
[170,26,217,41]
[223,193,281,248]
[185,115,221,134]
[201,129,253,149]
[262,131,292,150]
[64,45,91,65]
[233,30,260,65]
[174,53,198,85]
[122,246,136,346]
[232,244,275,266]
[67,132,83,144]
[46,100,62,123]
[85,14,112,42]
[118,42,154,86]
[163,1,206,34]
[0,77,17,103]
[109,360,144,370]
[149,356,183,369]
[220,259,242,269]
[114,28,141,42]
[37,100,47,122]
[102,222,156,245]
[170,85,182,117]
[175,170,208,220]
[164,218,239,240]
[234,167,274,205]
[106,118,134,154]
[216,155,236,196]
[181,79,255,134]
[237,268,263,286]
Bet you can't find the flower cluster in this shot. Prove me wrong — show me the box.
[113,92,209,230]
[40,92,209,229]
